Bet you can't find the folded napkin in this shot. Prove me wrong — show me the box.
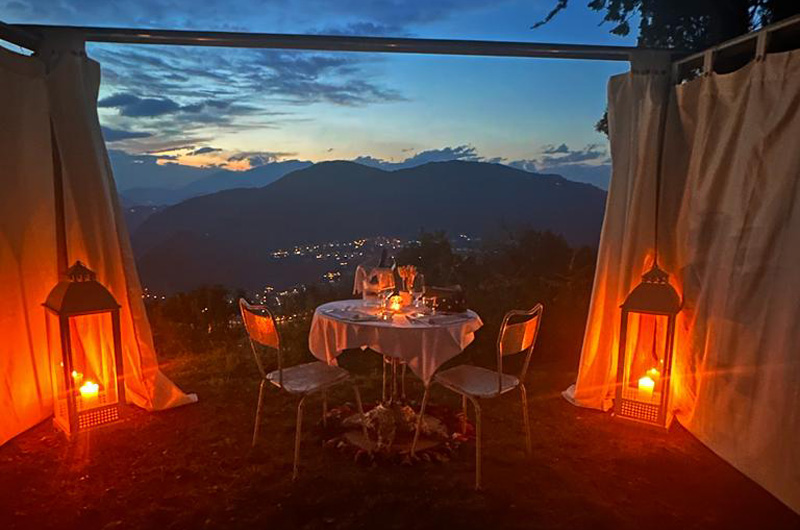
[324,308,381,322]
[408,312,471,326]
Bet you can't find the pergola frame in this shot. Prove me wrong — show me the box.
[3,21,668,62]
[3,14,798,79]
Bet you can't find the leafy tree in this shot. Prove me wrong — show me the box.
[395,230,460,286]
[534,1,799,50]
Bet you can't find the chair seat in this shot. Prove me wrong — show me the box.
[267,361,349,394]
[434,365,519,398]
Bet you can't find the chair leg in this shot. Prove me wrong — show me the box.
[382,356,388,403]
[391,358,398,403]
[410,385,431,456]
[520,384,532,455]
[461,394,468,435]
[351,382,370,445]
[252,379,266,447]
[322,389,328,428]
[401,363,407,401]
[467,395,482,490]
[293,396,306,481]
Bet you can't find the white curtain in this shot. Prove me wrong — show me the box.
[567,50,800,513]
[0,41,196,446]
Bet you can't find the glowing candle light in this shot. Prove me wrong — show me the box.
[637,376,655,402]
[79,381,99,408]
[389,295,403,312]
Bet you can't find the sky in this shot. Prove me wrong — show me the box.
[1,0,636,188]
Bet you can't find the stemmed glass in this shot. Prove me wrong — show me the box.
[411,273,426,311]
[377,272,396,318]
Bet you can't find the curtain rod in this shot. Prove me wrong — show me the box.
[11,23,665,61]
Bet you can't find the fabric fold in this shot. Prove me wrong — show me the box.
[0,44,195,447]
[568,50,800,514]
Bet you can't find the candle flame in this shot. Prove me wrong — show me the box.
[638,376,655,389]
[79,381,99,397]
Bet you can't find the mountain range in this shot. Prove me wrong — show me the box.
[111,149,313,206]
[131,160,607,293]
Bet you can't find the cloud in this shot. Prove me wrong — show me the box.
[538,144,606,166]
[99,93,181,117]
[98,91,267,121]
[227,151,298,167]
[542,143,570,154]
[314,21,408,37]
[189,146,222,155]
[245,50,406,106]
[4,1,496,33]
[101,126,153,142]
[354,145,481,170]
[90,43,404,150]
[507,144,611,189]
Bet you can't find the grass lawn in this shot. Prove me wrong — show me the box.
[2,340,798,530]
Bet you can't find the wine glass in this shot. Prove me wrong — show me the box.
[412,273,425,310]
[363,278,379,306]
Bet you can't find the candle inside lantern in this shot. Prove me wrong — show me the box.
[79,381,100,408]
[637,376,655,402]
[389,295,403,312]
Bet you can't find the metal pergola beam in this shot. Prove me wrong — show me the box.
[0,21,40,51]
[8,23,662,62]
[5,14,797,70]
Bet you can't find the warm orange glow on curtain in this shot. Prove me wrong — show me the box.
[567,51,800,514]
[0,43,195,446]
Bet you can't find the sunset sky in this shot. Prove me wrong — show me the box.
[2,0,636,188]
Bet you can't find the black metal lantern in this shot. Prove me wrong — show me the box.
[615,264,681,428]
[44,261,125,436]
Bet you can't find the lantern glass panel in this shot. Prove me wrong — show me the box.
[621,312,670,404]
[67,313,119,411]
[46,312,69,428]
[47,310,120,434]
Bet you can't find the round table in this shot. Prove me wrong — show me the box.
[308,299,483,387]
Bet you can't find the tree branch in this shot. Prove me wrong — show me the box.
[531,0,570,29]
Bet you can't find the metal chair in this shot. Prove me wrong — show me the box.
[411,304,543,489]
[239,298,368,480]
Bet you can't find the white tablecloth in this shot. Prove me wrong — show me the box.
[308,299,483,385]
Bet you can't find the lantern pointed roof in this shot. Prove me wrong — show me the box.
[621,263,682,315]
[44,261,120,315]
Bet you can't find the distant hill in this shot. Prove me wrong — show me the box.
[132,160,607,292]
[180,160,313,197]
[110,149,220,193]
[123,205,165,232]
[112,149,313,206]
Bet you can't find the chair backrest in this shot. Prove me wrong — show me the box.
[239,298,282,382]
[496,304,543,393]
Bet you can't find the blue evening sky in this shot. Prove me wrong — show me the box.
[2,1,637,188]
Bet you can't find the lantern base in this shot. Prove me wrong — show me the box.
[53,403,127,438]
[614,397,674,429]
